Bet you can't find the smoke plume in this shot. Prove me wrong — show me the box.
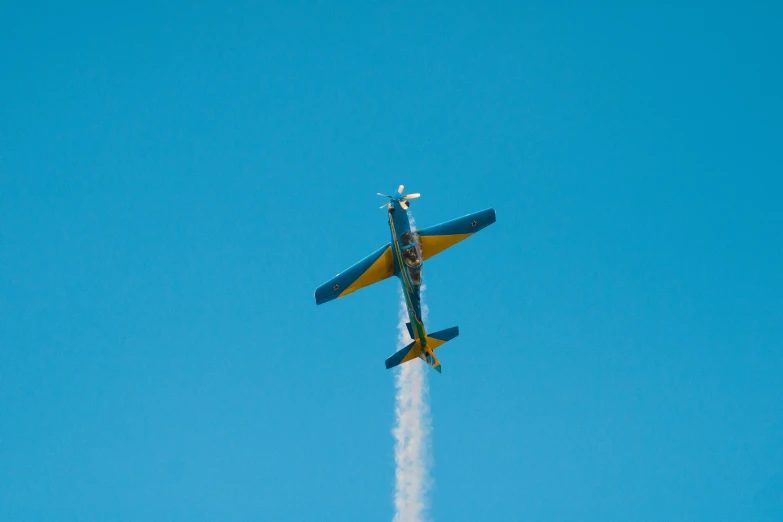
[392,294,432,521]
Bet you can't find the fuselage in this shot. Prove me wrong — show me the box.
[387,200,428,348]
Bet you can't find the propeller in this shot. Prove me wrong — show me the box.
[377,185,421,210]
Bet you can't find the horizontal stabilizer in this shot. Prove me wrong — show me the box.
[385,326,459,372]
[427,326,459,348]
[385,340,420,369]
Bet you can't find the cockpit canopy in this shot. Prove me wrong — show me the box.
[400,232,422,268]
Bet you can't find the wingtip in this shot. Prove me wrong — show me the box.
[486,207,497,223]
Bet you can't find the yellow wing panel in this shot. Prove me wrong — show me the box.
[401,341,423,363]
[426,337,448,350]
[338,245,395,298]
[419,233,472,261]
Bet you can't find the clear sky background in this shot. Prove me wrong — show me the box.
[2,2,781,521]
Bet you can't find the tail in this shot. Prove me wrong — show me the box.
[385,326,460,373]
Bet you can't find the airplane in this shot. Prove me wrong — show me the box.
[314,185,496,373]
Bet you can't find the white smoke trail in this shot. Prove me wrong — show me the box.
[393,211,432,522]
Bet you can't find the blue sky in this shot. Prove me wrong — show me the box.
[1,2,781,521]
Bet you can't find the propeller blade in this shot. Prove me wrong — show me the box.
[397,185,404,195]
[380,202,390,209]
[377,193,392,198]
[402,193,420,199]
[400,200,409,210]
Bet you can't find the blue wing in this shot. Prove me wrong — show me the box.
[417,208,496,261]
[314,243,396,305]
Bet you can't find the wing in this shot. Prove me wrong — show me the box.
[417,208,496,261]
[314,243,396,305]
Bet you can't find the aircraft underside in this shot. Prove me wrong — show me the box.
[314,185,496,373]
